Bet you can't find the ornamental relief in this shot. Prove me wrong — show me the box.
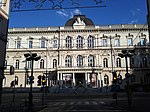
[102,50,110,55]
[101,52,110,56]
[86,50,94,54]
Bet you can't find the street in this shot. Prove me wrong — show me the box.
[0,88,150,112]
[39,99,127,112]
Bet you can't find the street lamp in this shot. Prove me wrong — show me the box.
[24,53,41,106]
[118,49,134,76]
[118,49,134,108]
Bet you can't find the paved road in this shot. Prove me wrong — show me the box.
[1,90,150,112]
[39,99,129,112]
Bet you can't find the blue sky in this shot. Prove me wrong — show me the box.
[9,0,147,28]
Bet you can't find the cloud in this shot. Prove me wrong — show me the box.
[56,10,69,17]
[130,8,141,16]
[70,9,82,18]
[56,9,82,18]
[129,19,138,24]
[73,9,82,15]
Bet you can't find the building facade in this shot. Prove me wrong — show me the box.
[0,0,10,104]
[4,15,150,90]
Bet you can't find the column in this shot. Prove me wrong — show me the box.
[57,72,60,81]
[72,73,75,88]
[60,73,63,80]
[87,73,90,85]
[60,73,63,89]
[85,72,88,88]
[97,73,101,88]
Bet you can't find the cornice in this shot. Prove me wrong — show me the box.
[8,24,148,35]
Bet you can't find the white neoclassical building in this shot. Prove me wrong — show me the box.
[3,15,150,89]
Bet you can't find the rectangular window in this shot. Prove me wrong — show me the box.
[127,38,133,46]
[115,39,120,47]
[29,40,33,48]
[53,40,57,48]
[27,61,31,69]
[140,38,145,46]
[102,39,107,47]
[41,40,45,48]
[16,40,21,49]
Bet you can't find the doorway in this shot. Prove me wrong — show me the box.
[75,73,85,86]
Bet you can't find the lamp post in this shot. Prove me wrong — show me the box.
[24,53,41,106]
[118,49,134,108]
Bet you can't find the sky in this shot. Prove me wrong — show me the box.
[8,0,148,28]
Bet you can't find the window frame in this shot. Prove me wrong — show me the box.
[114,38,120,47]
[103,58,108,67]
[16,40,21,49]
[65,55,72,67]
[66,36,72,48]
[40,59,44,69]
[102,38,107,47]
[87,35,94,48]
[41,39,45,48]
[53,59,57,68]
[116,58,121,67]
[29,40,33,48]
[77,55,83,67]
[76,36,83,48]
[15,59,20,69]
[127,38,133,46]
[88,55,95,67]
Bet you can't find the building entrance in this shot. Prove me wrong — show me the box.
[75,73,85,86]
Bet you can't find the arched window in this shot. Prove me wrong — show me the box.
[88,55,95,67]
[88,35,94,48]
[77,36,83,48]
[65,55,72,67]
[143,57,148,67]
[53,59,57,68]
[116,58,121,67]
[103,58,108,67]
[15,60,19,69]
[77,55,83,67]
[40,59,44,69]
[66,36,72,48]
[104,74,109,84]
